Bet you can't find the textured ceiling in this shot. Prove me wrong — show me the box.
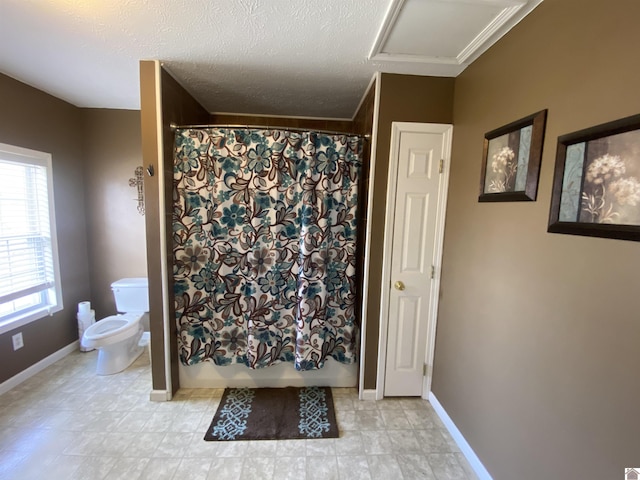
[0,0,540,119]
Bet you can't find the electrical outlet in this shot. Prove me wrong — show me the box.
[12,332,24,350]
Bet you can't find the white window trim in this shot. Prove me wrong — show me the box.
[0,142,63,335]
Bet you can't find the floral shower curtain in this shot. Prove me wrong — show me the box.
[172,128,362,370]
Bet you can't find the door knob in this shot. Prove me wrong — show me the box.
[394,281,405,291]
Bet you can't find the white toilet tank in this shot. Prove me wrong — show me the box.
[111,278,149,313]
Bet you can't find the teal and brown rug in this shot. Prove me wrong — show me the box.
[204,386,339,441]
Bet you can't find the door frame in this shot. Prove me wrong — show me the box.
[376,122,453,400]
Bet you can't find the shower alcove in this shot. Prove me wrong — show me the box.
[140,61,375,396]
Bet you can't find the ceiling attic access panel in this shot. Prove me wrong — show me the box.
[369,0,543,75]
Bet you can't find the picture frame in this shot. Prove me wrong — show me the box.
[479,109,547,202]
[548,113,640,242]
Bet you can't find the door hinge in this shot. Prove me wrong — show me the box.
[430,265,435,279]
[439,159,444,174]
[423,364,428,376]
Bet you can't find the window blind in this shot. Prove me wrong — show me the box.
[0,159,55,306]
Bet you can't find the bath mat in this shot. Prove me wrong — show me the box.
[204,386,339,441]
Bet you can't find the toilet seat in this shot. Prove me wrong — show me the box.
[82,313,143,349]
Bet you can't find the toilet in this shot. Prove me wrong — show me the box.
[81,278,149,375]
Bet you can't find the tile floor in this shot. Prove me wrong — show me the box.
[0,350,478,480]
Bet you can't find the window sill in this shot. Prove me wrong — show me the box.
[0,305,63,336]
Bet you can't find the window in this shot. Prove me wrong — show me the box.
[0,143,62,334]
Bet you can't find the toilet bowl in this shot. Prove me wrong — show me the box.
[81,277,149,375]
[82,313,144,375]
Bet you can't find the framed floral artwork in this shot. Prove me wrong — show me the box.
[479,110,547,202]
[548,113,640,241]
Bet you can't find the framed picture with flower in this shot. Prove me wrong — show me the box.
[548,113,640,241]
[479,110,547,202]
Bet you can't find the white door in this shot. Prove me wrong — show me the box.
[382,123,451,397]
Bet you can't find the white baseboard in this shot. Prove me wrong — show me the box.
[360,389,377,401]
[0,340,79,396]
[429,392,493,480]
[150,389,172,402]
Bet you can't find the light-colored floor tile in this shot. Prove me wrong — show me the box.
[355,410,386,430]
[400,398,431,411]
[250,439,278,456]
[275,438,306,456]
[0,451,28,479]
[173,457,212,480]
[414,429,453,453]
[104,457,150,480]
[337,454,371,480]
[88,393,122,412]
[116,411,153,433]
[397,454,437,479]
[455,453,479,480]
[336,410,359,431]
[404,409,438,429]
[182,397,215,413]
[98,432,137,456]
[169,411,206,433]
[183,437,219,458]
[197,414,216,433]
[70,456,118,480]
[360,430,394,455]
[40,410,77,430]
[139,457,181,480]
[306,455,339,480]
[152,432,194,458]
[123,432,167,457]
[306,437,336,456]
[388,430,422,454]
[7,428,76,456]
[272,456,306,479]
[190,388,221,398]
[441,429,461,453]
[207,457,244,480]
[367,454,404,480]
[18,454,85,480]
[216,440,249,457]
[85,411,127,432]
[333,396,356,410]
[66,411,102,432]
[0,427,21,451]
[376,398,404,410]
[143,411,176,432]
[335,431,365,455]
[427,453,468,480]
[62,431,106,456]
[380,409,412,430]
[241,456,276,478]
[0,350,482,480]
[353,400,378,411]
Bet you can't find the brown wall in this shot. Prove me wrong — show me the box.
[0,73,91,383]
[209,114,353,133]
[161,68,210,392]
[433,1,640,479]
[83,109,146,319]
[351,81,376,373]
[140,61,164,390]
[363,74,455,388]
[140,61,210,391]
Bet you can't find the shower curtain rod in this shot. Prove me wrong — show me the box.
[169,122,370,139]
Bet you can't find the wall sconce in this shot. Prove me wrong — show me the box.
[129,166,145,215]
